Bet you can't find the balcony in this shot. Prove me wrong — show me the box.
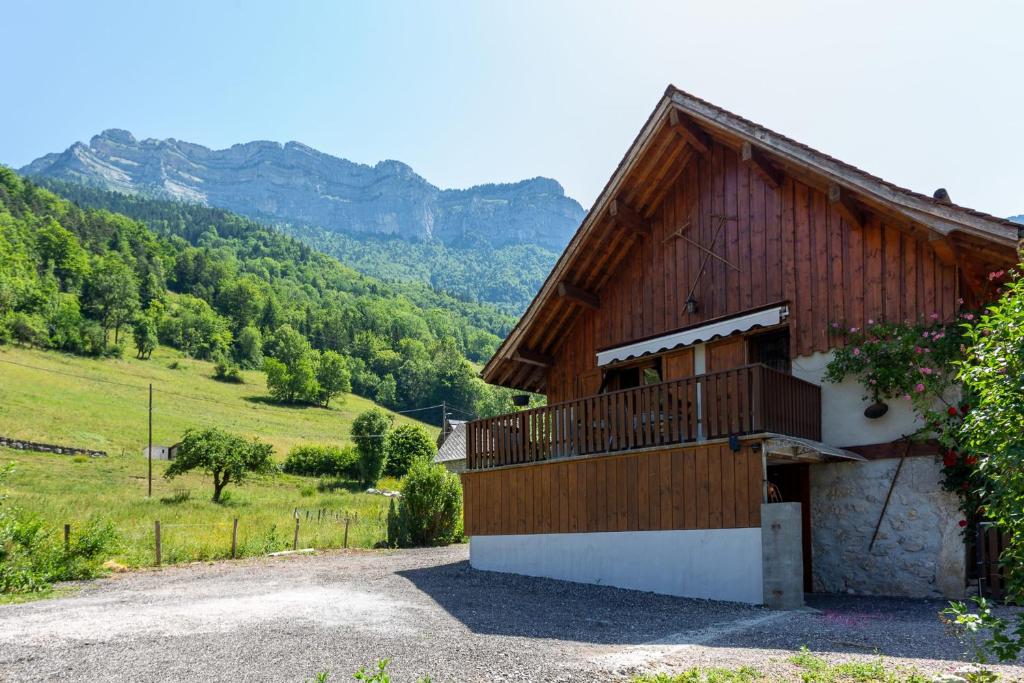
[466,363,821,470]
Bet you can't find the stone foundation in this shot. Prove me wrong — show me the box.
[810,457,965,598]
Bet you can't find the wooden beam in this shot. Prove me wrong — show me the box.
[608,198,650,235]
[828,183,864,230]
[513,349,554,368]
[557,281,600,310]
[668,108,711,156]
[928,234,957,266]
[741,142,783,189]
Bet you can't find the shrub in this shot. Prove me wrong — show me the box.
[384,424,436,478]
[352,409,393,488]
[212,351,243,383]
[282,445,358,479]
[1,465,117,595]
[387,460,462,547]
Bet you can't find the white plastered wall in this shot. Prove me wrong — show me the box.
[470,528,764,604]
[790,350,922,447]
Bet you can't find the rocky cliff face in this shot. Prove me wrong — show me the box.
[21,129,585,251]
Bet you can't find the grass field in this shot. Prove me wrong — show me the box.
[0,343,436,566]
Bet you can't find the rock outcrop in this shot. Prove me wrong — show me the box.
[21,130,585,251]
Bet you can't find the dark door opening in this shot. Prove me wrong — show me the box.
[766,463,812,592]
[748,328,791,374]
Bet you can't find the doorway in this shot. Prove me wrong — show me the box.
[766,463,812,592]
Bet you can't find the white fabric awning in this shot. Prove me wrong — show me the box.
[596,305,788,366]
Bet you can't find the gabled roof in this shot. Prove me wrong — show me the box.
[482,85,1020,391]
[434,422,466,464]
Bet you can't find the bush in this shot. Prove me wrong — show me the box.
[384,424,436,478]
[282,445,358,479]
[212,351,243,383]
[1,465,117,595]
[386,460,462,547]
[352,409,393,488]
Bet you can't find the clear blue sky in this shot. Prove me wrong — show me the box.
[2,1,1022,215]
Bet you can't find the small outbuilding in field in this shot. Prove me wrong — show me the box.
[142,443,180,461]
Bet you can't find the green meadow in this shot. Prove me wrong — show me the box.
[0,344,432,565]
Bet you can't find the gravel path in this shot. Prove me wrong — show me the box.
[0,545,1019,682]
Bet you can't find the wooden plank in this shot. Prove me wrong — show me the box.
[708,444,723,529]
[637,453,650,530]
[721,446,736,528]
[684,449,697,529]
[696,446,710,529]
[616,457,629,531]
[748,451,762,527]
[627,456,639,531]
[596,458,608,532]
[741,141,783,189]
[671,450,685,528]
[659,452,673,530]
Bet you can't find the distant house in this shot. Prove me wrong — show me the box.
[434,419,466,473]
[142,443,180,461]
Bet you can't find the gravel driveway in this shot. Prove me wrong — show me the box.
[0,545,1019,682]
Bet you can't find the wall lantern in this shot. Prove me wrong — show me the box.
[685,295,699,314]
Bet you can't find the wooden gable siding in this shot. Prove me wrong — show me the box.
[461,441,763,536]
[546,139,958,404]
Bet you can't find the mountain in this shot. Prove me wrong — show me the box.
[21,129,585,252]
[1011,215,1023,224]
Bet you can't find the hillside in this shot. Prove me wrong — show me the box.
[0,344,427,456]
[0,344,429,566]
[0,169,524,420]
[21,131,586,313]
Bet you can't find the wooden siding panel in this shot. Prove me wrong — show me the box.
[462,443,757,535]
[544,140,962,404]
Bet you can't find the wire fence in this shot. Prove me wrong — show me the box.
[61,509,388,568]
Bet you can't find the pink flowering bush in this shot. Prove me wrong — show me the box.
[825,318,962,408]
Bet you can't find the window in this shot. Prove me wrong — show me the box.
[600,357,663,393]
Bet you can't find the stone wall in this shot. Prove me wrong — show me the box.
[0,436,107,458]
[810,457,965,598]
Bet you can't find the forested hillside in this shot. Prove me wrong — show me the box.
[277,224,558,315]
[0,169,524,420]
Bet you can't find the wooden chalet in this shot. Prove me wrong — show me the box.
[461,86,1020,605]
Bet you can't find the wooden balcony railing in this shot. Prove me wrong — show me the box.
[466,363,821,470]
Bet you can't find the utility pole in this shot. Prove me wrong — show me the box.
[441,400,447,432]
[147,383,153,497]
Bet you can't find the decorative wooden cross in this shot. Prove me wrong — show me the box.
[663,214,740,313]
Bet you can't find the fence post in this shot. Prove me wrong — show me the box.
[344,517,350,549]
[155,520,162,566]
[231,518,238,559]
[64,523,70,553]
[293,516,300,551]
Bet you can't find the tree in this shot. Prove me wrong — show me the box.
[959,271,1024,600]
[34,218,88,290]
[351,409,393,488]
[132,316,157,359]
[316,350,351,407]
[164,427,275,502]
[234,325,263,369]
[385,424,436,478]
[263,325,319,403]
[82,254,140,345]
[386,459,462,547]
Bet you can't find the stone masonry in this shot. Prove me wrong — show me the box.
[810,457,965,599]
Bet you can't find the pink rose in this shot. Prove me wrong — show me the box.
[868,319,875,325]
[920,367,933,375]
[914,383,926,393]
[852,347,861,357]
